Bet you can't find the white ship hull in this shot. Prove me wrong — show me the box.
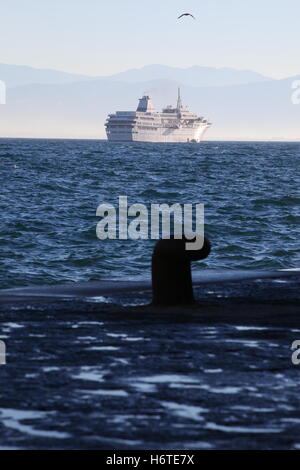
[107,124,209,143]
[105,90,211,144]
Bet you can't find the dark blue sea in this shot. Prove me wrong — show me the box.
[0,139,300,450]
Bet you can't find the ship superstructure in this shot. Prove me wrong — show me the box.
[105,89,211,143]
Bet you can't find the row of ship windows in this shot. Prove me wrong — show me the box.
[108,125,133,128]
[109,120,157,125]
[109,126,156,132]
[108,122,134,125]
[108,130,132,133]
[108,125,157,130]
[109,119,186,125]
[139,117,157,121]
[109,118,159,123]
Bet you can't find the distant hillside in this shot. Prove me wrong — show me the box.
[0,63,273,89]
[108,64,272,87]
[0,75,299,140]
[0,64,92,88]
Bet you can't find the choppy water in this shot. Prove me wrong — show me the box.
[0,139,300,450]
[0,139,299,289]
[1,295,300,450]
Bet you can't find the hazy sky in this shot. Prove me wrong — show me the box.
[1,0,299,78]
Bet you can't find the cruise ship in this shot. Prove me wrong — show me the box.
[105,89,211,143]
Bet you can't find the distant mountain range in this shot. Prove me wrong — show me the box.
[0,63,271,88]
[107,64,272,87]
[0,63,91,88]
[0,63,299,140]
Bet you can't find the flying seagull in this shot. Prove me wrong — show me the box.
[178,13,195,20]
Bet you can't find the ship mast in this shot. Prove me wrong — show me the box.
[177,87,183,110]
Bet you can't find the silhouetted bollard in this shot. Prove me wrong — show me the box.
[152,237,211,306]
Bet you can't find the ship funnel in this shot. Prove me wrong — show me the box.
[137,95,155,112]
